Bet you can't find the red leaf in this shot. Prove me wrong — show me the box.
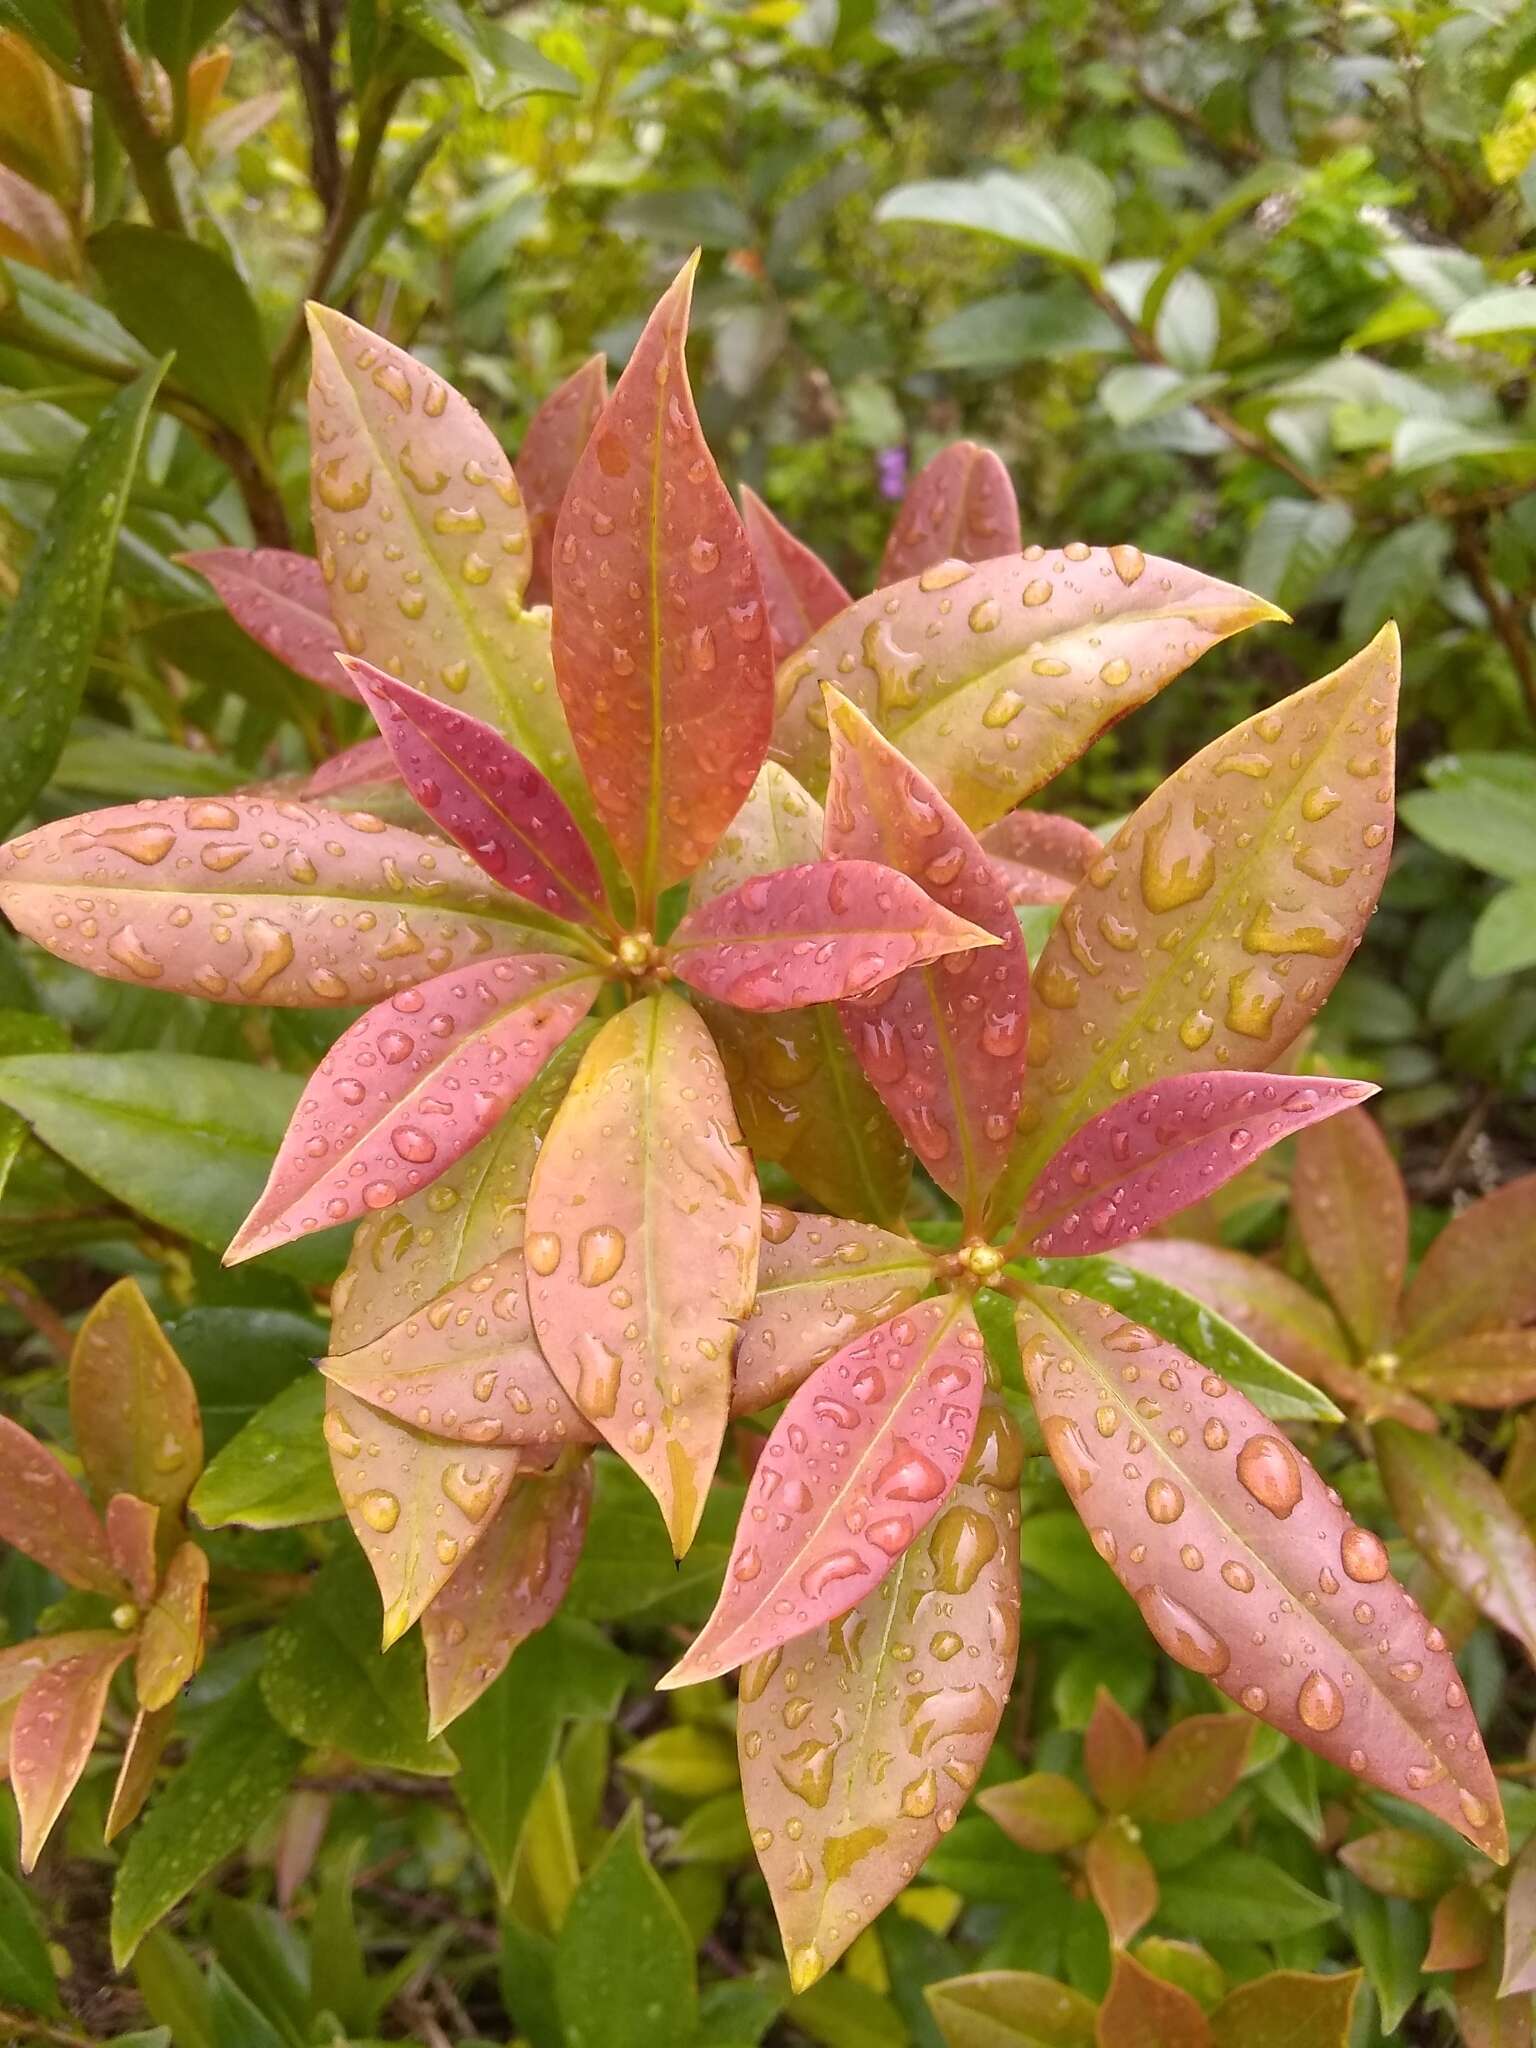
[104,1702,175,1843]
[983,809,1103,907]
[1084,1685,1147,1813]
[740,484,851,661]
[516,353,607,607]
[11,1637,133,1869]
[1015,1074,1376,1257]
[877,443,1022,585]
[1016,1285,1507,1863]
[977,1771,1098,1852]
[667,858,997,1011]
[1132,1712,1252,1824]
[1292,1109,1407,1354]
[227,954,601,1262]
[1097,1951,1211,2048]
[179,548,352,695]
[105,1495,159,1605]
[660,1298,985,1688]
[551,256,774,910]
[1401,1172,1536,1358]
[343,657,609,925]
[1086,1815,1159,1945]
[822,688,1031,1220]
[0,1418,121,1594]
[299,735,403,800]
[0,1632,123,1778]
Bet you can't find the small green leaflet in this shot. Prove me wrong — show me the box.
[554,1807,699,2048]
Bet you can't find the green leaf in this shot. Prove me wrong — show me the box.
[922,287,1122,371]
[565,1452,743,1628]
[1401,756,1536,882]
[1154,1850,1338,1943]
[89,228,269,442]
[876,159,1115,274]
[1446,286,1536,339]
[165,1308,325,1455]
[0,360,164,835]
[1240,499,1354,614]
[1336,1877,1422,2033]
[555,1806,699,2048]
[0,1864,60,2016]
[610,186,754,249]
[388,0,578,104]
[1392,418,1536,473]
[1340,518,1452,645]
[1471,882,1536,977]
[111,1679,302,1966]
[141,0,238,73]
[189,1376,338,1530]
[1099,363,1224,427]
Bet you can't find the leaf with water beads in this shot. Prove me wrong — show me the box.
[70,1278,202,1522]
[525,993,759,1558]
[12,1636,133,1869]
[106,1496,159,1605]
[772,546,1283,828]
[179,548,353,695]
[735,1393,1021,1993]
[1014,1073,1376,1258]
[996,625,1401,1222]
[299,735,403,801]
[982,809,1102,907]
[516,352,607,607]
[104,1703,174,1844]
[1014,1284,1507,1863]
[740,484,851,662]
[226,953,602,1263]
[877,441,1022,586]
[1399,1170,1536,1360]
[550,255,775,910]
[661,1297,986,1688]
[1291,1108,1407,1356]
[0,1633,124,1780]
[134,1541,209,1711]
[667,859,999,1011]
[0,793,578,1009]
[0,1419,122,1594]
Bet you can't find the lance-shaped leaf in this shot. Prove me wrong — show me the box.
[1502,1839,1536,1997]
[1403,1331,1536,1408]
[823,689,1031,1220]
[104,1703,174,1844]
[732,1206,936,1413]
[70,1278,202,1520]
[421,1452,593,1735]
[1376,1421,1536,1664]
[12,1637,133,1869]
[998,628,1400,1218]
[300,735,403,799]
[517,352,607,607]
[877,442,1022,586]
[342,657,609,925]
[667,859,998,1011]
[772,547,1282,826]
[740,485,851,662]
[106,1496,159,1605]
[690,765,910,1225]
[1132,1713,1252,1824]
[526,995,759,1556]
[1084,1686,1147,1812]
[1086,1816,1158,1945]
[324,1384,523,1647]
[925,1973,1097,2048]
[551,256,774,908]
[660,1298,986,1688]
[179,548,352,695]
[0,1633,122,1777]
[1014,1074,1376,1258]
[1292,1110,1407,1355]
[978,1772,1098,1852]
[981,809,1103,907]
[1014,1285,1507,1863]
[134,1542,209,1711]
[0,794,574,1008]
[226,953,602,1263]
[736,1395,1021,1992]
[0,1420,122,1594]
[1455,1955,1533,2048]
[1400,1172,1536,1359]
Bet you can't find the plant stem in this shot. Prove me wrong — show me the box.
[70,0,187,235]
[1455,519,1536,722]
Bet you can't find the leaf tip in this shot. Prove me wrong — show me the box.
[787,1942,827,1995]
[379,1600,411,1653]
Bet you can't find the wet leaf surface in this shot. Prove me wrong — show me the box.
[740,484,852,661]
[1291,1108,1407,1354]
[70,1277,202,1519]
[0,1417,122,1593]
[12,1635,133,1868]
[516,352,607,607]
[180,548,352,695]
[878,442,1022,585]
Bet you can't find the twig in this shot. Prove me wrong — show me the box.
[0,1269,74,1361]
[1421,1084,1498,1201]
[69,0,188,235]
[1455,520,1536,722]
[0,2010,98,2047]
[1133,77,1265,171]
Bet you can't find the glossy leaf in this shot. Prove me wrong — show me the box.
[1084,1685,1147,1813]
[737,1395,1021,1991]
[91,225,268,440]
[70,1278,202,1518]
[343,657,609,923]
[0,794,571,1008]
[740,484,852,661]
[555,1805,699,2048]
[983,810,1103,907]
[299,734,402,799]
[1000,627,1400,1214]
[188,1377,339,1529]
[526,995,760,1556]
[977,1772,1098,1853]
[0,1418,121,1593]
[1015,1285,1507,1861]
[661,1297,985,1687]
[1131,1713,1251,1824]
[925,1972,1097,2048]
[772,546,1281,828]
[878,442,1022,586]
[0,1632,122,1779]
[1086,1816,1158,1945]
[1098,1950,1211,2047]
[226,953,601,1262]
[135,1542,209,1711]
[106,1495,159,1605]
[1291,1109,1407,1354]
[179,549,352,695]
[104,1703,175,1844]
[823,688,1031,1218]
[551,256,774,908]
[421,1451,593,1735]
[1015,1074,1375,1257]
[517,352,607,606]
[1208,1972,1359,2047]
[12,1636,133,1868]
[1403,1330,1536,1408]
[1400,1172,1536,1357]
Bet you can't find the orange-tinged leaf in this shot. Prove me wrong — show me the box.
[421,1451,593,1734]
[12,1637,133,1869]
[999,628,1400,1220]
[104,1703,175,1843]
[1425,1882,1496,1972]
[1503,1838,1536,1996]
[1336,1824,1460,1900]
[1086,1815,1158,1946]
[526,995,759,1556]
[1097,1949,1211,2048]
[517,352,607,607]
[1015,1286,1507,1863]
[1456,1953,1534,2048]
[0,1418,121,1594]
[0,794,572,1007]
[0,163,77,277]
[105,1495,159,1605]
[551,256,774,909]
[180,548,352,694]
[773,547,1282,828]
[134,1541,209,1711]
[1404,1330,1536,1408]
[877,442,1021,586]
[0,31,86,213]
[300,734,403,801]
[1292,1109,1407,1354]
[983,810,1102,907]
[71,1279,202,1520]
[740,485,851,662]
[1208,1970,1359,2047]
[0,1632,121,1779]
[1084,1685,1147,1813]
[977,1771,1098,1852]
[737,1395,1021,1992]
[1401,1172,1536,1358]
[661,1298,985,1687]
[1131,1713,1251,1824]
[925,1971,1098,2048]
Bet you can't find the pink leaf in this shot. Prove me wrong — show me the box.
[982,809,1102,906]
[1401,1171,1536,1359]
[0,1633,123,1781]
[739,484,851,661]
[342,657,609,926]
[1404,1330,1536,1408]
[1016,1284,1507,1863]
[1084,1685,1148,1813]
[226,953,602,1262]
[12,1637,133,1869]
[0,1418,122,1594]
[1292,1109,1408,1354]
[105,1495,159,1605]
[877,441,1022,585]
[659,1299,986,1688]
[551,256,774,909]
[299,736,403,799]
[104,1703,175,1843]
[1015,1073,1377,1257]
[822,688,1032,1218]
[516,353,608,608]
[666,858,998,1011]
[179,548,353,695]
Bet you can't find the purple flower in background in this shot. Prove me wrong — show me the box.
[876,446,908,501]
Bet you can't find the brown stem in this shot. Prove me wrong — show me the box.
[70,0,187,234]
[211,423,291,547]
[0,2011,99,2047]
[1133,77,1265,171]
[1455,519,1536,723]
[276,0,346,218]
[0,1269,74,1361]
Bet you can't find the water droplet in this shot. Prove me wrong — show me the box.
[359,1488,399,1533]
[1340,1526,1388,1583]
[577,1226,626,1287]
[1297,1670,1344,1732]
[1145,1478,1185,1524]
[1236,1434,1303,1518]
[1137,1586,1230,1677]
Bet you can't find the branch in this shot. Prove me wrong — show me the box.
[70,0,188,234]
